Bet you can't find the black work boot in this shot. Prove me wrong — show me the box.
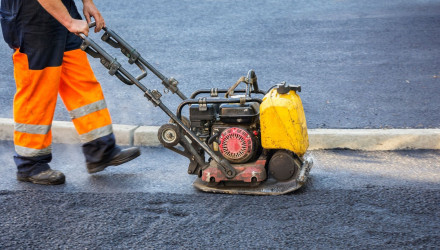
[17,169,66,185]
[87,147,141,174]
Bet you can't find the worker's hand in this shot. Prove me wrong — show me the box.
[67,18,89,36]
[82,0,105,33]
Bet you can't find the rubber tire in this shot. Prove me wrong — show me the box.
[158,123,181,147]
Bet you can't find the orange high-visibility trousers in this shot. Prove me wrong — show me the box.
[13,49,114,158]
[3,0,119,177]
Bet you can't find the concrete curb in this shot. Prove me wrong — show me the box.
[308,129,440,150]
[0,118,439,150]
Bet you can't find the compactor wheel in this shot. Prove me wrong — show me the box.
[158,123,181,147]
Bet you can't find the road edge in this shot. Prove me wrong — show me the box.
[0,118,439,150]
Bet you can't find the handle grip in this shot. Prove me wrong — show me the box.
[79,22,97,39]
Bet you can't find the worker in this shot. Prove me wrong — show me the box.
[0,0,141,185]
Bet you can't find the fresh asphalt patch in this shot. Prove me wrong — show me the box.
[0,140,439,248]
[1,187,439,248]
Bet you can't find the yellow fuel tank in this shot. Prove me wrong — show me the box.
[260,85,309,156]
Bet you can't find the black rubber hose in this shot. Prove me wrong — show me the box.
[208,132,219,145]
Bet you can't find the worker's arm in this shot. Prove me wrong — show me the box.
[37,0,105,36]
[37,0,89,35]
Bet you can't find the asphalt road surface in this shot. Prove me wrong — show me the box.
[0,0,439,128]
[1,1,439,249]
[0,141,439,248]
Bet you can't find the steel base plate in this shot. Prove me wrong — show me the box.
[193,156,313,195]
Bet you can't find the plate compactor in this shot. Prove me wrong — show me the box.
[80,23,313,195]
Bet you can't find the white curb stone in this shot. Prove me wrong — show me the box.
[51,122,139,146]
[133,125,161,147]
[0,118,439,150]
[113,124,139,146]
[51,121,80,144]
[0,118,13,141]
[308,129,440,150]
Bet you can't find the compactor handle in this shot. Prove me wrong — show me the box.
[78,22,98,39]
[83,23,187,99]
[247,69,259,93]
[224,69,261,98]
[76,22,97,38]
[79,22,148,84]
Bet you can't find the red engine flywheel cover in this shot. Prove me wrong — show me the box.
[219,127,253,163]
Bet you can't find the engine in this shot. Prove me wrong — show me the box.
[189,102,261,164]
